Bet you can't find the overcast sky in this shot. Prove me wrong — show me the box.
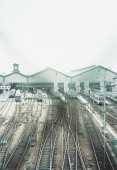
[0,0,117,75]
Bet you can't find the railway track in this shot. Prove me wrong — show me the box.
[0,100,37,169]
[35,99,63,170]
[68,98,117,169]
[62,119,86,170]
[0,94,116,169]
[0,99,34,141]
[0,102,20,140]
[106,106,117,117]
[66,99,86,170]
[1,100,37,170]
[93,104,117,131]
[0,102,20,169]
[0,102,19,151]
[83,105,117,170]
[0,98,10,112]
[81,93,117,131]
[0,98,14,126]
[36,98,86,170]
[3,122,33,170]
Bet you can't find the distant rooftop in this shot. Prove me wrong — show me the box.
[68,65,97,76]
[1,72,7,76]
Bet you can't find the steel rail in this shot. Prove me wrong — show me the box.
[0,97,9,112]
[35,119,61,169]
[67,99,86,170]
[36,99,64,170]
[84,109,116,170]
[3,123,32,169]
[62,128,72,170]
[2,100,36,169]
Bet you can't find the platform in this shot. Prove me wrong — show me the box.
[78,95,117,141]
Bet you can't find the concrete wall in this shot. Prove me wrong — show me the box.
[0,76,3,83]
[5,73,27,83]
[3,66,116,85]
[28,68,71,83]
[72,67,117,83]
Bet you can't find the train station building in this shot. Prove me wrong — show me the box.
[0,63,117,90]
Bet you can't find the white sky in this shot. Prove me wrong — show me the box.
[0,0,117,75]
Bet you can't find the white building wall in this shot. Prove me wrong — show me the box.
[64,81,69,92]
[5,73,27,83]
[75,81,81,93]
[54,81,58,91]
[72,67,117,82]
[28,69,71,83]
[84,81,90,93]
[0,76,3,83]
[112,78,117,92]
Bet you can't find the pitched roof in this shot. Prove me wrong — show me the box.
[68,65,97,76]
[68,65,117,77]
[29,67,71,78]
[5,72,27,77]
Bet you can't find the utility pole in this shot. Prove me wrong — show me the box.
[93,83,94,105]
[100,80,106,130]
[103,81,106,130]
[103,69,106,169]
[102,69,106,131]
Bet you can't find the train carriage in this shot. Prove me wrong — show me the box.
[9,89,16,98]
[106,92,117,103]
[51,91,61,99]
[15,89,22,102]
[90,92,104,105]
[37,93,43,102]
[65,90,78,98]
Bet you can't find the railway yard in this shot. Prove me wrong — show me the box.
[0,65,117,170]
[0,0,117,167]
[0,91,117,170]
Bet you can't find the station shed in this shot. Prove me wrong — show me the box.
[68,65,117,90]
[1,64,117,91]
[4,64,27,87]
[69,65,117,82]
[3,64,71,90]
[27,67,71,89]
[0,75,4,83]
